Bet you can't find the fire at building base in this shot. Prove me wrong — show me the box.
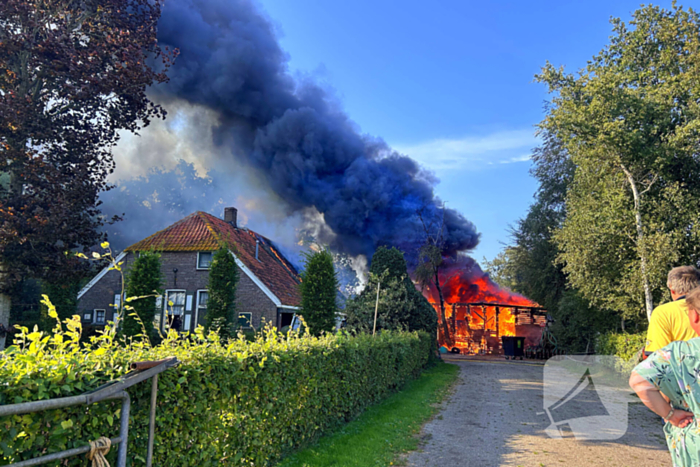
[422,258,559,357]
[439,302,548,356]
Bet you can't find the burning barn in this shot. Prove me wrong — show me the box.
[422,259,548,355]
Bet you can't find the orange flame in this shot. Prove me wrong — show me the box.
[420,258,544,355]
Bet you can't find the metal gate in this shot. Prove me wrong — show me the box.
[0,357,179,467]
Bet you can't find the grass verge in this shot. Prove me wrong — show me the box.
[277,361,459,467]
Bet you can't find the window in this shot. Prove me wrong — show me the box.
[163,290,186,331]
[197,252,213,270]
[238,312,253,329]
[94,309,106,324]
[83,312,93,322]
[196,290,208,328]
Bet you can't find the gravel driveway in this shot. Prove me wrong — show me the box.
[405,358,670,467]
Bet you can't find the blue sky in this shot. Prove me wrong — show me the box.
[256,0,676,262]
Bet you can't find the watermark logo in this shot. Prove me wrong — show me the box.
[542,355,635,440]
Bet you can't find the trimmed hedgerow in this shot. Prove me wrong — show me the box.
[595,331,646,374]
[0,300,432,466]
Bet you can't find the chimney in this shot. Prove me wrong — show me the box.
[224,207,237,227]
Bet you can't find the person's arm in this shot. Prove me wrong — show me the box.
[629,371,693,427]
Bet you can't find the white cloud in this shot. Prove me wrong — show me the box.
[393,129,537,171]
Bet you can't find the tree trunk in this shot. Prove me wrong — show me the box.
[0,159,24,350]
[0,268,10,350]
[433,270,453,348]
[621,164,654,321]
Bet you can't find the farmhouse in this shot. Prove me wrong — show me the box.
[77,207,301,332]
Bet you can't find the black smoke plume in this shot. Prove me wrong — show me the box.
[104,0,480,263]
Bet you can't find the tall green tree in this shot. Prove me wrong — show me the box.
[504,132,573,313]
[299,249,339,336]
[0,0,175,348]
[492,132,617,351]
[370,246,437,335]
[123,252,163,339]
[537,4,700,323]
[346,246,437,336]
[205,249,239,337]
[345,271,407,334]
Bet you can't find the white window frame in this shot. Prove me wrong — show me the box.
[93,309,106,325]
[162,289,187,331]
[83,311,93,322]
[196,252,213,270]
[238,312,253,329]
[195,289,208,329]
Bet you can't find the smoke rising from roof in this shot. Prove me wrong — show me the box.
[102,0,479,265]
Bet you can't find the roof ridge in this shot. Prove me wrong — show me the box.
[197,211,224,247]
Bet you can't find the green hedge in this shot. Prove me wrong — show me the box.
[595,331,646,374]
[0,316,432,466]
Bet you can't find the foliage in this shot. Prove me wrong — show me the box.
[299,249,339,335]
[595,331,646,374]
[346,247,437,336]
[345,272,408,334]
[482,250,519,292]
[122,252,163,340]
[549,290,620,353]
[0,303,432,466]
[40,280,81,331]
[595,331,646,361]
[8,279,43,331]
[415,243,452,347]
[537,4,700,322]
[507,134,572,313]
[0,0,176,291]
[492,132,621,351]
[205,249,239,337]
[278,362,458,467]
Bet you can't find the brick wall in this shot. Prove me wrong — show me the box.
[78,253,134,323]
[78,251,281,330]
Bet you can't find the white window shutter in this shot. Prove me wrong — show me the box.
[186,295,193,311]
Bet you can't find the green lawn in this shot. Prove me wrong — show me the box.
[277,361,459,467]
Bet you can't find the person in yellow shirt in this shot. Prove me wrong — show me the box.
[645,265,700,355]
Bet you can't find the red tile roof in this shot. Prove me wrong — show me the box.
[126,212,301,307]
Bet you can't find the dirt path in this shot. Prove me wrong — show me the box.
[406,358,670,467]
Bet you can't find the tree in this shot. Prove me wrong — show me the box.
[550,290,619,352]
[345,272,408,334]
[0,0,176,348]
[369,246,437,335]
[299,249,339,336]
[492,132,619,351]
[537,4,700,323]
[205,249,239,337]
[414,206,455,347]
[507,133,573,313]
[482,250,519,292]
[122,252,163,340]
[345,246,438,336]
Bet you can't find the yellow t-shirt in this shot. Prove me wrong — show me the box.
[646,298,697,352]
